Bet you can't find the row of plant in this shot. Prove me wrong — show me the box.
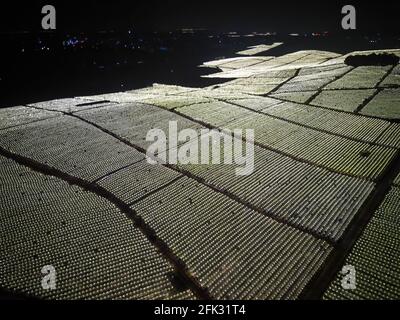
[133,176,332,300]
[0,156,188,300]
[176,102,395,179]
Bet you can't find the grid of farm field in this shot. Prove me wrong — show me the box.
[1,46,400,300]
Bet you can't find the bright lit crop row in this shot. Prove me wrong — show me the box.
[270,91,318,103]
[0,115,145,182]
[276,76,334,93]
[77,101,202,152]
[394,172,400,186]
[380,64,400,88]
[233,99,391,144]
[376,123,400,148]
[0,106,57,130]
[31,97,113,113]
[141,95,212,110]
[173,100,396,179]
[361,89,400,119]
[133,176,332,300]
[324,186,400,300]
[175,141,374,241]
[0,155,193,300]
[98,159,183,204]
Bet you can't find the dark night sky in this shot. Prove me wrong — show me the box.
[1,1,399,33]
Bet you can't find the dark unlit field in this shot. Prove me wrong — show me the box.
[1,47,400,300]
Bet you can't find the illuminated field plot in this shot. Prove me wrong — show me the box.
[300,51,342,60]
[274,66,352,94]
[257,101,327,123]
[271,51,335,66]
[97,160,183,204]
[214,74,295,95]
[325,66,391,90]
[2,47,400,300]
[275,77,335,93]
[202,57,271,69]
[222,77,288,87]
[202,67,265,79]
[77,92,150,104]
[234,101,391,144]
[216,83,278,95]
[214,57,272,70]
[0,116,145,182]
[178,101,251,127]
[203,51,324,79]
[298,63,349,76]
[380,64,400,88]
[77,102,203,152]
[319,49,400,67]
[292,67,352,84]
[376,123,400,148]
[139,95,213,110]
[128,84,201,96]
[269,91,318,103]
[253,69,298,79]
[226,97,284,112]
[224,114,396,179]
[174,135,374,241]
[0,106,59,130]
[284,54,329,67]
[251,52,310,69]
[310,89,377,112]
[177,99,396,179]
[0,156,194,300]
[324,186,400,300]
[80,84,199,104]
[360,89,400,119]
[30,98,115,113]
[171,88,254,101]
[132,177,332,299]
[270,131,395,180]
[260,52,338,72]
[394,172,400,186]
[237,43,283,56]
